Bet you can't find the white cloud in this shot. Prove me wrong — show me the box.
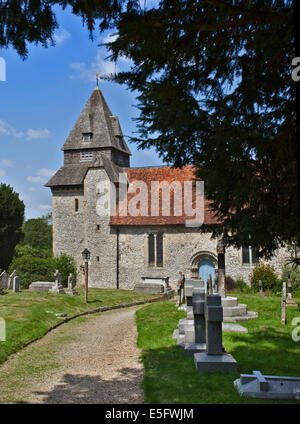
[0,119,50,141]
[29,187,36,192]
[0,168,6,177]
[0,119,24,138]
[53,29,71,46]
[27,168,56,184]
[0,159,14,168]
[70,50,117,82]
[0,120,10,136]
[27,176,45,183]
[26,128,51,140]
[36,168,56,177]
[39,204,52,211]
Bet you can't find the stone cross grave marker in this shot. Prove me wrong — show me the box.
[286,278,298,307]
[194,294,238,373]
[49,270,65,294]
[184,287,206,356]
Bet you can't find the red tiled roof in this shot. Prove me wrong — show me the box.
[109,165,220,226]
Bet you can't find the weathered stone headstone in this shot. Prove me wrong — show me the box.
[66,273,78,295]
[8,270,18,290]
[13,276,20,292]
[49,270,65,294]
[286,278,298,307]
[194,294,238,373]
[281,282,286,324]
[258,280,264,296]
[184,288,206,356]
[0,271,9,290]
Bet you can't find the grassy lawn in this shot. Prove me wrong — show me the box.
[0,288,156,365]
[136,292,300,404]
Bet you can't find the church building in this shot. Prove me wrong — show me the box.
[46,85,289,290]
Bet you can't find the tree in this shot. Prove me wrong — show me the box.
[0,183,25,270]
[8,255,55,289]
[0,0,298,258]
[22,217,52,252]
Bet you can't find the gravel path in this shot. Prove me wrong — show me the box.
[0,306,144,404]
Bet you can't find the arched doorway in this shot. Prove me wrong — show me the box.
[190,251,217,292]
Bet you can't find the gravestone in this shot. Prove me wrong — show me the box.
[0,271,9,290]
[281,282,287,324]
[49,270,65,294]
[258,280,264,296]
[8,270,18,290]
[29,282,55,292]
[13,276,20,293]
[286,278,298,308]
[66,273,78,295]
[234,371,300,400]
[194,294,238,373]
[184,288,206,356]
[173,279,204,345]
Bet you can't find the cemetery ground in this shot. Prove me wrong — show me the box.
[0,290,300,403]
[0,288,156,366]
[136,293,300,404]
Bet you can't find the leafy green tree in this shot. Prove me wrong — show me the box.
[0,184,25,270]
[8,255,55,289]
[0,1,298,258]
[22,217,52,252]
[13,244,50,259]
[250,262,279,293]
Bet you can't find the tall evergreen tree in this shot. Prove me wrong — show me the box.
[0,183,25,270]
[0,0,297,258]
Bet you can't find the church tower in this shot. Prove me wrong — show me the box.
[46,85,131,288]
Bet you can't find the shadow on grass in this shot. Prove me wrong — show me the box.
[27,367,143,404]
[140,329,300,404]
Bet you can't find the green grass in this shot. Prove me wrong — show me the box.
[136,293,300,404]
[0,288,156,365]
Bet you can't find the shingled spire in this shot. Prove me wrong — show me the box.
[62,87,131,156]
[46,86,131,189]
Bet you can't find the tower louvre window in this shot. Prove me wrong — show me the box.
[80,151,94,162]
[82,132,93,142]
[74,198,79,212]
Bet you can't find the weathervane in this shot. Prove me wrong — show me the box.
[96,72,100,89]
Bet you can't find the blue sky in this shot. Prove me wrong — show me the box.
[0,5,164,220]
